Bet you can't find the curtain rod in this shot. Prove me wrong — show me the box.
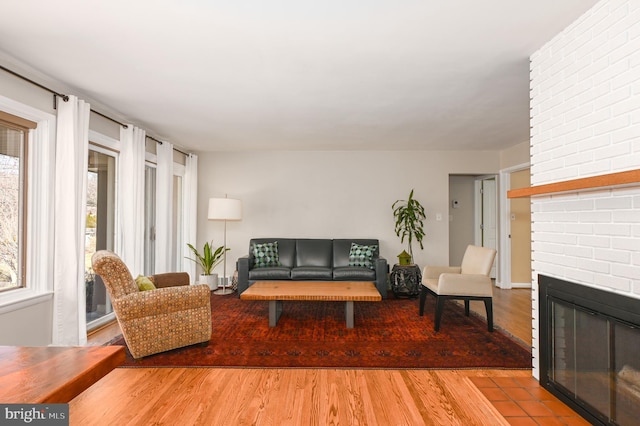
[145,135,189,156]
[1,64,193,155]
[0,64,68,106]
[90,109,128,129]
[1,64,128,128]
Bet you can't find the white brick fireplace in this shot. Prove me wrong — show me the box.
[529,0,640,379]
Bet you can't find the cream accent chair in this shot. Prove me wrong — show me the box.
[92,250,212,358]
[419,245,497,332]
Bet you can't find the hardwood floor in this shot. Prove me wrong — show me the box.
[72,287,585,426]
[455,286,532,347]
[70,368,518,425]
[70,367,589,425]
[85,320,122,346]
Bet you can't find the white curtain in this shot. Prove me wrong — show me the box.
[52,95,90,346]
[118,125,146,275]
[182,154,198,280]
[155,141,174,273]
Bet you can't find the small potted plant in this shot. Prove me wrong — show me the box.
[186,241,228,290]
[392,189,426,264]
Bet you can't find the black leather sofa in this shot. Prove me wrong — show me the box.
[237,238,388,298]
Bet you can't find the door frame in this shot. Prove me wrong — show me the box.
[498,162,531,290]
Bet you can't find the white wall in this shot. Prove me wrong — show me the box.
[0,301,52,345]
[530,0,640,378]
[500,140,530,169]
[196,150,500,275]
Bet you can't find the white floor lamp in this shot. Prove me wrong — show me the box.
[208,196,242,295]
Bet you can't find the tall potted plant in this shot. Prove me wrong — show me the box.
[186,241,228,290]
[392,189,426,264]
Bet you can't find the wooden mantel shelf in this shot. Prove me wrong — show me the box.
[508,169,640,198]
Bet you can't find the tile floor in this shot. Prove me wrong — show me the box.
[470,376,591,426]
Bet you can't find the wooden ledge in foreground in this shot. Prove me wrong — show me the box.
[0,345,125,403]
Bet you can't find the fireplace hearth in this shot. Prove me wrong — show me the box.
[539,275,640,426]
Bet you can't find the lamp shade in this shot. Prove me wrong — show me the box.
[208,197,242,221]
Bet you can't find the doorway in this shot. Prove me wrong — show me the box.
[85,148,117,330]
[448,174,497,279]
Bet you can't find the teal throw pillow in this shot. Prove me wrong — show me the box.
[253,241,280,268]
[348,243,377,270]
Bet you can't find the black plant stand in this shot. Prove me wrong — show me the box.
[390,264,421,298]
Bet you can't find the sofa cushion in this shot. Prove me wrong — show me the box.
[291,266,333,280]
[250,238,296,268]
[295,239,332,267]
[348,243,378,270]
[253,241,280,268]
[333,239,380,267]
[249,267,292,280]
[333,266,376,281]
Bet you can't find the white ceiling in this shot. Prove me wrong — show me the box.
[0,0,599,152]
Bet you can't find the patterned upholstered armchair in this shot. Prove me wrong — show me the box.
[92,250,212,358]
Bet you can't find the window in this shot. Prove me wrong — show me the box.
[0,98,55,310]
[144,164,156,275]
[85,147,117,328]
[142,143,187,275]
[0,114,33,293]
[172,173,184,271]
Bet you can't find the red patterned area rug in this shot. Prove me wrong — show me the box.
[110,293,531,369]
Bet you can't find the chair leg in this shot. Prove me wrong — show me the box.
[419,286,427,316]
[464,299,470,316]
[434,296,446,332]
[484,298,493,332]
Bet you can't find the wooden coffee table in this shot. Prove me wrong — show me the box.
[240,281,382,328]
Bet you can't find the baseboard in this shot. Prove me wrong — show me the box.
[495,281,531,290]
[511,282,532,289]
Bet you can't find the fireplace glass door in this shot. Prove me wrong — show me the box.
[549,297,640,425]
[613,322,640,426]
[551,300,610,419]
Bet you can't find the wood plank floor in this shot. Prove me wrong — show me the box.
[71,287,586,425]
[456,287,532,347]
[69,367,589,425]
[70,368,520,425]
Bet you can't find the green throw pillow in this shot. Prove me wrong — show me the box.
[348,243,377,270]
[135,274,156,291]
[253,241,280,268]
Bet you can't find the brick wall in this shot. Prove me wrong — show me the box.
[529,0,640,377]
